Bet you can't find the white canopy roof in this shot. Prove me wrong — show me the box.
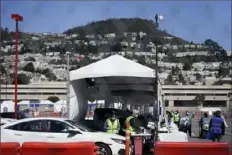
[55,100,67,105]
[17,100,53,105]
[18,100,30,105]
[40,100,54,105]
[1,100,15,112]
[70,55,155,81]
[54,100,67,112]
[200,107,222,112]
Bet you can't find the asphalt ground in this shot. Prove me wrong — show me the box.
[188,118,232,145]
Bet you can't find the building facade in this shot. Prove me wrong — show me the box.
[0,82,231,112]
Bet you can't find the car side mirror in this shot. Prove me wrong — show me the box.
[69,128,81,134]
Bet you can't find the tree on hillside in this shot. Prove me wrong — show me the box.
[171,66,180,75]
[205,39,228,61]
[47,96,59,103]
[137,56,146,65]
[79,57,91,67]
[218,66,229,77]
[195,73,202,81]
[204,39,219,48]
[111,43,122,52]
[88,44,98,54]
[0,64,6,74]
[24,57,36,62]
[1,27,12,41]
[178,74,186,85]
[23,62,35,72]
[183,62,192,70]
[41,68,57,81]
[164,73,173,85]
[12,73,30,84]
[194,94,205,109]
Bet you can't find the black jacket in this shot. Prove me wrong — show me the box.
[129,117,140,132]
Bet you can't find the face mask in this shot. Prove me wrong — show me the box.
[112,115,116,119]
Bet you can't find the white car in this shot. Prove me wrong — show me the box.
[1,118,18,126]
[1,117,126,155]
[147,121,188,142]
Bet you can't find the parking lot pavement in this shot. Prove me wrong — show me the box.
[188,119,232,145]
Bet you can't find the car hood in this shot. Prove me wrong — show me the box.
[87,131,125,140]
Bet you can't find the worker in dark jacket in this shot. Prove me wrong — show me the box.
[199,112,210,128]
[209,110,225,142]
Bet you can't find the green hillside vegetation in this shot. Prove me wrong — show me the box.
[64,18,188,44]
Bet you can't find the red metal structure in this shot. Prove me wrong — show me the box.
[11,14,23,119]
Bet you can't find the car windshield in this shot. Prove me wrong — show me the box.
[65,120,95,132]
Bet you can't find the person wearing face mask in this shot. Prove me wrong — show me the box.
[122,109,140,135]
[104,111,120,134]
[173,110,180,128]
[209,110,225,142]
[180,111,192,137]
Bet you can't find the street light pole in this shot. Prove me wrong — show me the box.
[11,14,23,119]
[66,51,71,119]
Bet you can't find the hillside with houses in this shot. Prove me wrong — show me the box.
[0,18,231,86]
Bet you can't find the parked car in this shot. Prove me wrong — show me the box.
[1,117,126,155]
[0,112,27,120]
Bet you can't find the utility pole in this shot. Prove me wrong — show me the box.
[153,14,164,142]
[66,51,71,119]
[0,78,2,102]
[11,14,23,119]
[5,63,9,99]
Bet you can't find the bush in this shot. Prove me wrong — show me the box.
[41,68,57,81]
[12,73,30,84]
[23,62,35,72]
[0,64,6,74]
[47,96,60,103]
[24,57,36,62]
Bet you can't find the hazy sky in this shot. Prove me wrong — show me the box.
[2,1,231,50]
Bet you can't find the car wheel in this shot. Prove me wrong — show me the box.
[96,143,112,155]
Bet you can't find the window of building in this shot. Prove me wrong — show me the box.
[203,101,227,107]
[174,101,197,107]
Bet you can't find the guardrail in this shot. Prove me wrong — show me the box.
[0,142,98,155]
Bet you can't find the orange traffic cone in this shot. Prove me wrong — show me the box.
[125,123,130,155]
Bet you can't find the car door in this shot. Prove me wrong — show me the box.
[44,120,84,142]
[2,120,48,144]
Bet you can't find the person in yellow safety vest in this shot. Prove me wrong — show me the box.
[123,109,140,135]
[173,110,180,127]
[104,112,120,134]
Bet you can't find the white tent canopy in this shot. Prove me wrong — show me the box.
[1,100,15,112]
[69,55,159,121]
[40,100,54,105]
[18,100,30,105]
[70,55,155,81]
[54,100,67,112]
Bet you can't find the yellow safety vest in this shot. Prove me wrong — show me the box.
[106,119,119,134]
[123,116,136,134]
[174,114,179,122]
